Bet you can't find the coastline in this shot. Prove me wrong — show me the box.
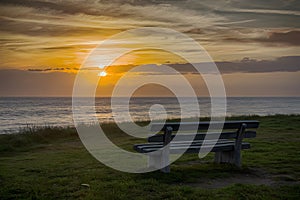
[1,97,300,134]
[1,114,300,135]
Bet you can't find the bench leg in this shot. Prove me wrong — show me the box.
[234,148,242,168]
[148,126,172,173]
[160,151,170,173]
[148,152,162,169]
[215,150,242,168]
[215,151,234,164]
[215,124,246,168]
[232,123,246,168]
[148,150,170,173]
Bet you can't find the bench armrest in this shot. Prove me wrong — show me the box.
[163,126,173,146]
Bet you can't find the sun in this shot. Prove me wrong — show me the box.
[98,71,107,77]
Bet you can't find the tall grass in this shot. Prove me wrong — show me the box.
[0,126,77,153]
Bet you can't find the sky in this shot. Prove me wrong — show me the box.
[0,0,299,97]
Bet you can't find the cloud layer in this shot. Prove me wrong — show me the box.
[0,0,300,69]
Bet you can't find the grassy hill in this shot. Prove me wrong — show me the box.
[0,115,299,199]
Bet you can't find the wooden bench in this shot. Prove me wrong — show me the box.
[134,120,259,173]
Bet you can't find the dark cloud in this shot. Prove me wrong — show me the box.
[27,67,79,72]
[173,56,300,74]
[22,56,300,74]
[263,31,300,46]
[183,28,203,34]
[218,56,300,73]
[103,56,300,74]
[224,30,300,46]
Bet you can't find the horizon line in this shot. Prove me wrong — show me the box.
[1,96,300,98]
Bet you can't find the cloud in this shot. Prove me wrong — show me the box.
[183,28,203,34]
[0,0,300,70]
[223,30,300,46]
[98,56,300,75]
[0,17,126,37]
[222,8,300,16]
[217,56,300,73]
[27,67,79,72]
[172,56,300,74]
[261,31,300,46]
[22,55,300,75]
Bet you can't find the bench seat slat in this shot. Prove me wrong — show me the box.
[151,120,259,132]
[134,142,250,153]
[148,130,256,142]
[135,139,234,149]
[134,140,235,150]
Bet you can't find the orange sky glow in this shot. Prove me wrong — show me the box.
[0,0,299,97]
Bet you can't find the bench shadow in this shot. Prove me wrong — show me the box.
[138,162,245,182]
[136,160,276,189]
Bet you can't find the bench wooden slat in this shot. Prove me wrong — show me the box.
[134,142,251,153]
[136,139,234,149]
[151,120,259,132]
[135,140,240,151]
[148,130,256,142]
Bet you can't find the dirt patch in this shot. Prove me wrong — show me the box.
[189,174,274,189]
[186,168,299,189]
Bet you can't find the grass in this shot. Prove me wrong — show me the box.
[0,115,300,199]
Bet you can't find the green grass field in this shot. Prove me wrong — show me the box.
[0,115,300,199]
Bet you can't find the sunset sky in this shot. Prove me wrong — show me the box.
[0,0,299,97]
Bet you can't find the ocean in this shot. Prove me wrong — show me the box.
[0,97,299,134]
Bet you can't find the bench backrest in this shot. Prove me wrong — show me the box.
[148,120,259,142]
